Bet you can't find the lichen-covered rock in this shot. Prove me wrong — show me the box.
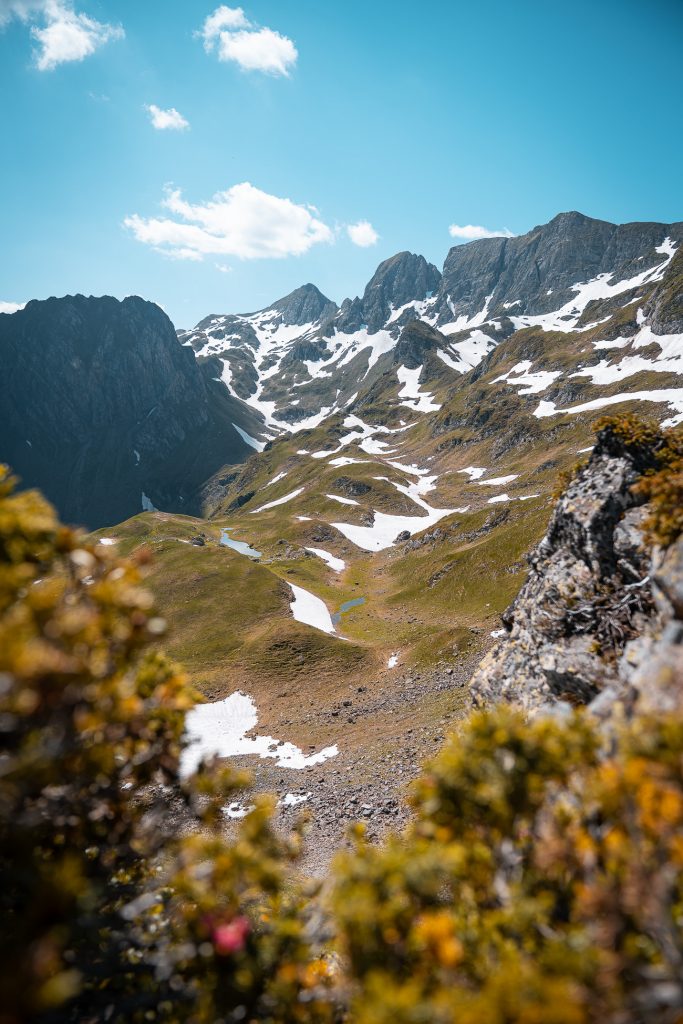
[470,423,669,712]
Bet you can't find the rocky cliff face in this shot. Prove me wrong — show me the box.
[434,211,683,326]
[0,295,266,528]
[470,419,683,717]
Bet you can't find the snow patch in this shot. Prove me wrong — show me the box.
[326,493,359,506]
[289,583,336,634]
[572,324,683,386]
[396,365,441,413]
[332,501,467,552]
[280,792,311,808]
[233,423,266,452]
[493,361,562,395]
[304,547,346,573]
[264,471,288,488]
[181,691,339,777]
[479,475,519,487]
[534,389,683,427]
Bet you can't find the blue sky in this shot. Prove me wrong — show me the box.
[0,0,681,328]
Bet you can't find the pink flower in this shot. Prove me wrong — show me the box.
[213,916,250,955]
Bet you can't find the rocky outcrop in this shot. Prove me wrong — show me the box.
[393,320,445,370]
[470,422,683,716]
[644,249,683,334]
[0,295,263,528]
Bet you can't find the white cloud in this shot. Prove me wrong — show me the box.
[0,0,123,70]
[216,263,233,273]
[200,5,297,76]
[0,300,26,314]
[0,1,42,26]
[201,4,248,38]
[146,104,190,131]
[449,223,515,241]
[347,220,379,247]
[124,182,333,261]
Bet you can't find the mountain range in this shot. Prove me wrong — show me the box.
[4,210,681,531]
[1,207,682,867]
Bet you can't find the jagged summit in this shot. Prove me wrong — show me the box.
[265,283,338,326]
[338,251,441,334]
[177,210,682,435]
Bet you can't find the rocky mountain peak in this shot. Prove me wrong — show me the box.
[338,251,441,334]
[266,283,338,326]
[0,294,262,528]
[393,319,445,370]
[435,211,683,326]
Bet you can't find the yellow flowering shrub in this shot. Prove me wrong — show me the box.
[0,467,334,1024]
[332,708,683,1023]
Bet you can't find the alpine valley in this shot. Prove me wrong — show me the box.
[3,209,683,869]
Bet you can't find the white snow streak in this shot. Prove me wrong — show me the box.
[304,547,346,573]
[250,487,304,513]
[534,389,683,427]
[233,422,266,452]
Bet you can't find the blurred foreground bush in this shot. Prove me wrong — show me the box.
[0,468,334,1024]
[333,707,683,1023]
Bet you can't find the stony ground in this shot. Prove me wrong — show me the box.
[220,648,485,876]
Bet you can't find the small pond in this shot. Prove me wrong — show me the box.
[332,596,366,625]
[220,528,262,559]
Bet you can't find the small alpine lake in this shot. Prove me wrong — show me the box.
[220,528,262,559]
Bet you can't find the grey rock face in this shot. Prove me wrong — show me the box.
[393,320,446,369]
[265,283,338,326]
[0,295,256,528]
[470,422,683,718]
[644,250,683,334]
[470,424,657,710]
[435,211,683,326]
[337,252,441,334]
